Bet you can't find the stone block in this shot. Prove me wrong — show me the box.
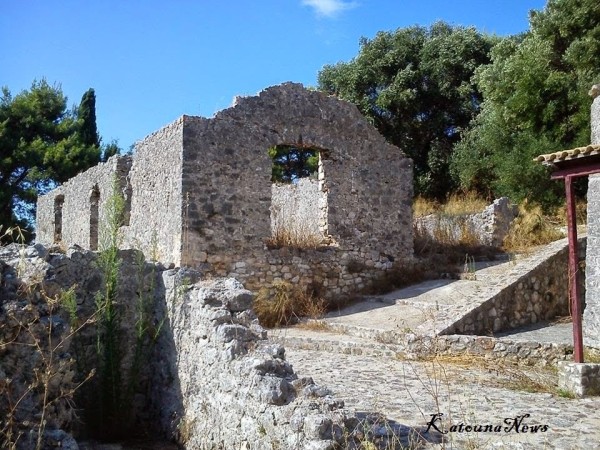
[558,361,600,397]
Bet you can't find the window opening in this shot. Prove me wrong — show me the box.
[53,195,64,243]
[90,185,100,250]
[269,144,319,183]
[268,144,329,248]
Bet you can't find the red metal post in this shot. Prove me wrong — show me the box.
[565,176,584,363]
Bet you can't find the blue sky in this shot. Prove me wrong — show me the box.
[2,0,547,150]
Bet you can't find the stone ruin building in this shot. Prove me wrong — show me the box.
[36,83,414,298]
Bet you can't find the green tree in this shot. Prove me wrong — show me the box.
[78,88,100,148]
[0,80,103,238]
[318,22,495,199]
[269,145,319,183]
[451,0,600,207]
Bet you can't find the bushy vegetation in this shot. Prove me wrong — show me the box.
[319,0,600,210]
[0,80,120,240]
[319,22,494,200]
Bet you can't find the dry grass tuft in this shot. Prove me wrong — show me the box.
[554,199,588,226]
[418,353,557,395]
[266,226,324,250]
[253,280,327,328]
[442,192,489,217]
[413,196,440,218]
[413,192,488,218]
[295,320,333,332]
[502,201,565,253]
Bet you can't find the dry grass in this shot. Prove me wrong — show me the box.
[413,196,440,218]
[502,201,565,253]
[553,199,588,226]
[417,353,558,395]
[253,280,327,327]
[442,192,489,217]
[295,320,334,332]
[413,192,488,218]
[266,226,324,249]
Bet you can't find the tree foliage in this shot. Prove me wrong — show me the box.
[318,22,495,199]
[269,145,319,183]
[0,80,110,238]
[78,88,101,148]
[451,0,600,207]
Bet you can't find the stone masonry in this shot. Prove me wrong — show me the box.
[415,197,517,247]
[585,86,600,348]
[36,83,414,299]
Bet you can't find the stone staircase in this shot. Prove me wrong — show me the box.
[270,238,579,365]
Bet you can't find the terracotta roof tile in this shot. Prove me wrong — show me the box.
[534,144,600,163]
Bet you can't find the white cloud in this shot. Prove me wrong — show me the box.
[302,0,357,18]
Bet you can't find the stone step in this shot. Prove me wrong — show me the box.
[268,326,404,358]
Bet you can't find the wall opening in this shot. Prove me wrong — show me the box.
[90,185,100,251]
[268,144,329,248]
[122,177,132,226]
[53,195,64,243]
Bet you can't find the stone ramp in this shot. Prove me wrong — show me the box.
[312,238,576,340]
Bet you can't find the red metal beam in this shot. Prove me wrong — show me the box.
[565,176,584,363]
[551,162,600,179]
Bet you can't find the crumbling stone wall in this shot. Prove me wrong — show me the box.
[180,83,413,297]
[150,274,348,449]
[37,83,413,299]
[585,87,600,348]
[1,245,426,449]
[124,119,185,266]
[36,155,132,250]
[415,197,517,247]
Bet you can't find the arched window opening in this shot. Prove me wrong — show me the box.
[90,186,100,250]
[53,195,64,243]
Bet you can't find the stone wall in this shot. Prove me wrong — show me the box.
[36,155,132,250]
[0,245,423,449]
[36,83,414,300]
[124,119,185,266]
[415,197,517,247]
[178,83,413,298]
[271,178,327,244]
[439,238,585,336]
[150,274,410,449]
[591,84,600,145]
[585,88,600,348]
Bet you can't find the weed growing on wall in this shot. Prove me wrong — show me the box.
[93,178,126,436]
[91,177,165,438]
[0,227,95,449]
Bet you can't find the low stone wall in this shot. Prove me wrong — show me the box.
[558,361,600,397]
[274,330,574,368]
[438,238,585,336]
[415,197,517,247]
[405,334,573,367]
[200,245,396,301]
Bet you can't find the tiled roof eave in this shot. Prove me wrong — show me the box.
[534,144,600,164]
